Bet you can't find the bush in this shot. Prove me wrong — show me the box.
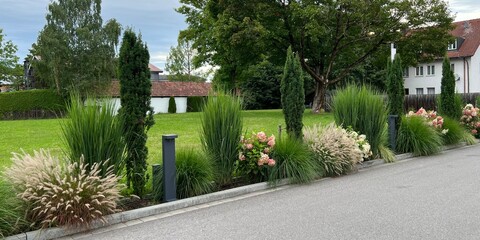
[4,150,122,228]
[187,96,206,112]
[201,92,243,186]
[269,137,317,184]
[168,96,177,113]
[61,94,126,177]
[153,150,214,200]
[0,89,66,119]
[237,131,276,183]
[460,104,480,138]
[304,124,364,176]
[0,179,29,238]
[332,84,392,161]
[396,116,443,156]
[441,117,465,145]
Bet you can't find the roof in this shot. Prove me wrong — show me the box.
[447,18,480,58]
[149,63,163,73]
[110,80,212,97]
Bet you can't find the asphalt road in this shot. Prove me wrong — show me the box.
[67,145,480,240]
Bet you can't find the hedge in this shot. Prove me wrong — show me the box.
[187,96,207,112]
[0,89,66,120]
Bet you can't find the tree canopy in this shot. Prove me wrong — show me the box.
[178,0,454,112]
[31,0,121,96]
[0,29,22,86]
[165,38,206,82]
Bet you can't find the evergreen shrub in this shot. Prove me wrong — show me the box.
[168,96,177,113]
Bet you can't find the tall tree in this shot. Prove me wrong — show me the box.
[386,54,405,118]
[165,38,205,82]
[31,0,121,96]
[0,29,22,85]
[440,56,456,118]
[281,46,304,139]
[118,29,155,196]
[178,0,453,112]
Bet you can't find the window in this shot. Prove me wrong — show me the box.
[416,88,424,95]
[427,87,435,94]
[403,68,409,78]
[448,39,458,50]
[415,66,424,76]
[427,65,435,76]
[451,63,455,73]
[404,88,409,95]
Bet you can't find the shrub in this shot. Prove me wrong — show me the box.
[304,124,364,176]
[396,116,443,156]
[441,117,465,145]
[187,96,206,112]
[460,104,480,138]
[237,131,276,183]
[281,46,305,139]
[4,150,122,228]
[153,150,214,200]
[386,54,405,118]
[61,94,126,177]
[168,96,177,113]
[201,92,243,186]
[0,89,66,120]
[440,56,457,118]
[0,179,29,238]
[269,137,318,184]
[332,84,392,161]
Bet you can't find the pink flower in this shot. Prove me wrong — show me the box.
[472,129,478,134]
[239,153,246,161]
[257,132,267,142]
[267,159,276,167]
[260,153,270,164]
[268,135,275,142]
[264,147,270,154]
[267,139,275,147]
[246,143,253,150]
[476,122,480,128]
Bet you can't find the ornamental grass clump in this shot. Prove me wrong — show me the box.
[201,92,243,186]
[303,124,366,176]
[441,116,466,145]
[237,131,276,183]
[4,150,122,228]
[0,179,29,238]
[269,137,318,184]
[396,116,443,156]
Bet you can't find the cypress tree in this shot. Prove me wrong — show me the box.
[386,54,405,117]
[168,96,177,113]
[440,56,456,118]
[118,29,155,196]
[281,46,305,139]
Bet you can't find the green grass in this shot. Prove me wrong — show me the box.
[0,110,333,170]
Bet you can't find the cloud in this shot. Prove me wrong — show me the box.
[447,0,480,21]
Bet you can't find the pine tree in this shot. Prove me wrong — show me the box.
[118,29,155,196]
[386,54,405,117]
[440,56,456,118]
[281,47,305,139]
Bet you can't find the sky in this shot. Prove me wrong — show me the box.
[0,0,479,71]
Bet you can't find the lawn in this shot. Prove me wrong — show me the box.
[0,109,333,170]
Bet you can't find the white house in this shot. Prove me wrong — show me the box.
[403,18,480,95]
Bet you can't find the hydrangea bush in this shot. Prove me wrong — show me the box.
[407,107,448,134]
[460,104,480,137]
[237,131,276,182]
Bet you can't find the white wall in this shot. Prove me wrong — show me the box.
[470,48,480,93]
[110,97,188,114]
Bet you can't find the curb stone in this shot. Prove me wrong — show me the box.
[6,142,477,240]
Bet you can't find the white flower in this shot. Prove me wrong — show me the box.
[441,129,449,135]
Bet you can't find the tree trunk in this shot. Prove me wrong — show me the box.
[311,81,327,113]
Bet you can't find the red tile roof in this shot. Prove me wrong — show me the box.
[110,80,212,97]
[148,63,163,73]
[448,18,480,58]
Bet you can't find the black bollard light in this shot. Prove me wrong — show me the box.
[162,134,178,202]
[388,115,399,152]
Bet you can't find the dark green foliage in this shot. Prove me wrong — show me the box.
[0,180,29,238]
[187,96,206,112]
[396,116,443,156]
[441,117,465,145]
[168,97,177,113]
[240,60,282,110]
[269,137,318,184]
[118,29,155,196]
[440,56,457,118]
[332,84,392,160]
[61,94,126,177]
[281,47,305,139]
[386,54,405,117]
[0,89,66,119]
[437,93,463,119]
[201,92,243,186]
[152,150,214,201]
